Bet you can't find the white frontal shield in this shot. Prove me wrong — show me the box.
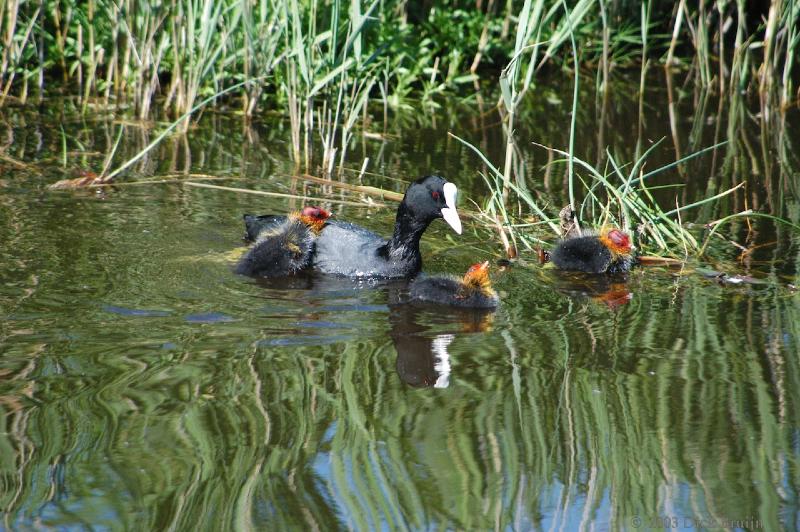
[441,182,462,235]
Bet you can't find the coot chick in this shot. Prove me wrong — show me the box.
[243,174,462,278]
[235,207,330,277]
[409,261,499,309]
[551,227,634,274]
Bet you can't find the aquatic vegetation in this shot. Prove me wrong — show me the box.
[3,0,796,219]
[446,1,799,262]
[454,126,761,260]
[1,1,796,114]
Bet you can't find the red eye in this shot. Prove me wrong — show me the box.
[431,191,440,200]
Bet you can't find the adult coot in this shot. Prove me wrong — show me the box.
[409,261,499,309]
[243,175,462,278]
[235,206,330,277]
[550,227,634,274]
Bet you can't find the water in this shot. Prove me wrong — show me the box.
[1,73,799,530]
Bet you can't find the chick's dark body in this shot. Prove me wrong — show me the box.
[243,214,286,242]
[235,220,315,277]
[551,235,633,274]
[409,275,499,309]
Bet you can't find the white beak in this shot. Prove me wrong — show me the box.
[441,182,462,235]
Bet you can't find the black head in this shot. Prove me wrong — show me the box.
[401,175,462,234]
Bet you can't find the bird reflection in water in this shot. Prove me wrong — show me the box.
[592,282,633,309]
[389,303,495,388]
[550,272,633,310]
[247,271,496,388]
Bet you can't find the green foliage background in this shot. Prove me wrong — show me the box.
[1,1,797,115]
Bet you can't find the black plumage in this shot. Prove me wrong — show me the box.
[242,214,284,242]
[550,232,634,274]
[408,262,499,309]
[235,218,316,277]
[242,175,463,278]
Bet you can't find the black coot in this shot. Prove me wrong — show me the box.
[243,175,462,278]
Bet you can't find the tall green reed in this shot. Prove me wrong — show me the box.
[490,0,598,253]
[281,0,380,173]
[1,1,797,120]
[0,0,39,105]
[455,4,745,259]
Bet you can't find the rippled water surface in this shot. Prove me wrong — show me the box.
[2,75,800,530]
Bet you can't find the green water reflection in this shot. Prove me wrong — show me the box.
[1,74,799,529]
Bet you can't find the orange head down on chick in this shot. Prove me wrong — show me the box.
[295,206,331,234]
[460,261,496,298]
[598,228,632,259]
